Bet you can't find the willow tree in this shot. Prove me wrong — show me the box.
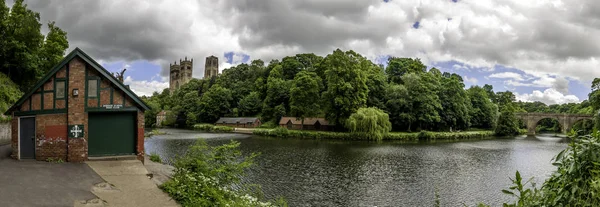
[345,107,392,141]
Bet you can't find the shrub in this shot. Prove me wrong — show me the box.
[495,111,520,136]
[258,120,278,129]
[161,140,285,207]
[149,153,161,163]
[494,131,600,206]
[193,124,233,133]
[253,128,493,141]
[345,107,392,141]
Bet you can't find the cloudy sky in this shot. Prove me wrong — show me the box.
[7,0,600,104]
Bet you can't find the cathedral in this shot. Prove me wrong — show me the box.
[169,56,219,92]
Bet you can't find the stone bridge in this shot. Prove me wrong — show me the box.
[515,113,594,135]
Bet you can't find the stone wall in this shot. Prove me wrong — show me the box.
[0,122,10,145]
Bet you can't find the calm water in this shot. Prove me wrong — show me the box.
[145,128,568,207]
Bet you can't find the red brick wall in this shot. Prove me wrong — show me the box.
[67,57,87,162]
[10,57,146,162]
[11,117,18,159]
[137,110,144,163]
[35,114,68,161]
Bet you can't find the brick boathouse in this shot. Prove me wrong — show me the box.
[3,48,150,162]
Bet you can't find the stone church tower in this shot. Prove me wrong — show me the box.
[204,56,219,79]
[169,57,193,93]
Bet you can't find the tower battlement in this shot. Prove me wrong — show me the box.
[169,58,193,93]
[204,56,219,79]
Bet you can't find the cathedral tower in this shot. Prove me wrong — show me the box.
[169,57,193,93]
[204,56,219,79]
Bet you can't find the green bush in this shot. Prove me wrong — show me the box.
[149,153,161,163]
[258,120,278,129]
[345,107,392,141]
[493,131,600,206]
[495,111,520,136]
[160,140,285,207]
[253,128,493,141]
[193,124,233,133]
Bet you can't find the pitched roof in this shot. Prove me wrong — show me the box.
[4,48,150,115]
[216,117,260,124]
[278,117,333,126]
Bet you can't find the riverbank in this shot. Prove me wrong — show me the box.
[251,128,495,141]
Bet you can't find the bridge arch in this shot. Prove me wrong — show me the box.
[514,113,594,136]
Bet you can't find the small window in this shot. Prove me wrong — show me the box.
[88,79,98,98]
[56,81,65,99]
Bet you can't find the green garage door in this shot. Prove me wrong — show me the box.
[88,112,136,156]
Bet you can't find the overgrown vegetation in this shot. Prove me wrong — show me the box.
[253,128,494,141]
[160,140,286,207]
[149,153,161,163]
[0,73,22,121]
[146,129,167,138]
[193,124,234,133]
[482,132,600,206]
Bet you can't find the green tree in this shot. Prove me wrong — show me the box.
[365,64,387,110]
[495,91,518,111]
[322,49,369,127]
[262,65,290,122]
[345,107,392,141]
[495,110,520,136]
[289,71,322,127]
[38,21,68,78]
[438,73,471,130]
[0,0,69,91]
[483,84,495,102]
[238,92,262,117]
[198,85,233,124]
[590,78,600,129]
[467,86,498,129]
[384,83,412,131]
[402,72,442,131]
[385,57,427,84]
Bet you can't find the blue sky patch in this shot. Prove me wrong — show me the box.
[102,60,162,81]
[224,51,250,64]
[413,21,420,29]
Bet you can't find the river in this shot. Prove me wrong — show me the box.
[144,128,568,207]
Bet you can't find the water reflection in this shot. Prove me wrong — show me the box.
[145,129,567,206]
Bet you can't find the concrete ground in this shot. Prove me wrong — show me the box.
[86,160,179,207]
[144,156,175,186]
[0,144,103,207]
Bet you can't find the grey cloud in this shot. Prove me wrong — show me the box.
[552,76,569,94]
[221,0,408,56]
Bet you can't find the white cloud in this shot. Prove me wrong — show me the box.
[123,76,169,97]
[516,88,580,105]
[463,75,478,84]
[488,72,524,81]
[21,0,600,87]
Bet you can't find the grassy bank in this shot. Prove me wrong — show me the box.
[252,127,495,141]
[192,124,234,133]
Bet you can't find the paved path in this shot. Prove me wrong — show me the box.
[0,144,103,207]
[85,160,179,207]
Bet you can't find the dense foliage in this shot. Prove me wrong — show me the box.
[0,0,69,91]
[161,140,286,207]
[0,73,22,121]
[143,48,596,136]
[345,107,392,141]
[492,132,600,206]
[0,0,68,117]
